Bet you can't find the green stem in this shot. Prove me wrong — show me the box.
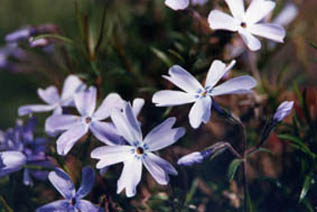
[0,196,13,212]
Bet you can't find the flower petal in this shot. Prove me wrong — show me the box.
[208,10,239,32]
[144,117,185,151]
[245,0,275,25]
[152,90,196,107]
[0,151,26,177]
[163,65,203,93]
[36,200,72,212]
[93,93,125,120]
[18,104,55,116]
[225,0,245,20]
[111,103,142,145]
[45,115,80,133]
[165,0,189,10]
[205,60,236,89]
[76,200,99,212]
[89,121,122,145]
[91,145,134,169]
[211,76,257,96]
[143,153,176,185]
[74,86,97,117]
[117,158,142,198]
[48,168,75,200]
[146,152,178,176]
[61,75,85,105]
[76,166,96,199]
[247,23,285,43]
[56,124,88,156]
[188,97,212,129]
[132,98,145,118]
[238,28,262,51]
[38,86,60,105]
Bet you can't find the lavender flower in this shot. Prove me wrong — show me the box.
[91,103,185,197]
[45,87,128,155]
[177,151,210,166]
[165,0,208,11]
[208,0,286,51]
[36,167,100,212]
[18,75,85,117]
[152,60,257,128]
[273,101,294,122]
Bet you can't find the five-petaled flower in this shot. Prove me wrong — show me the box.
[152,60,257,128]
[45,86,127,156]
[18,75,84,117]
[36,166,100,212]
[91,103,185,197]
[208,0,286,51]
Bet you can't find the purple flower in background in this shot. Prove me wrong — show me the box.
[6,24,60,48]
[0,43,27,71]
[165,0,208,11]
[273,101,294,122]
[208,0,286,51]
[36,166,100,212]
[0,118,53,185]
[152,60,257,128]
[45,87,127,155]
[18,75,85,117]
[91,103,185,197]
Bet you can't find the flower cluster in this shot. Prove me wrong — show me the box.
[0,0,298,211]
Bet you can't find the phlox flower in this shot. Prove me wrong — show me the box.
[46,87,129,155]
[91,103,185,197]
[18,75,84,117]
[165,0,208,11]
[36,166,100,212]
[273,101,294,122]
[208,0,286,51]
[152,60,257,128]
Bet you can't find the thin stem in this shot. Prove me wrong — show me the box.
[242,161,249,212]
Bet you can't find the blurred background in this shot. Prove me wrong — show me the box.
[0,0,317,211]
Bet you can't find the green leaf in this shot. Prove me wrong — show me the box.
[278,134,316,158]
[299,175,314,202]
[227,159,243,181]
[247,191,255,212]
[247,147,273,157]
[151,48,173,67]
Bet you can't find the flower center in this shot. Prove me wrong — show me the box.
[201,90,208,97]
[85,117,92,124]
[136,147,144,155]
[240,22,247,28]
[71,198,76,206]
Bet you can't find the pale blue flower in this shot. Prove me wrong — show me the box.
[152,60,257,129]
[91,103,185,197]
[208,0,286,51]
[45,87,130,155]
[18,75,85,117]
[273,101,294,122]
[36,166,101,212]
